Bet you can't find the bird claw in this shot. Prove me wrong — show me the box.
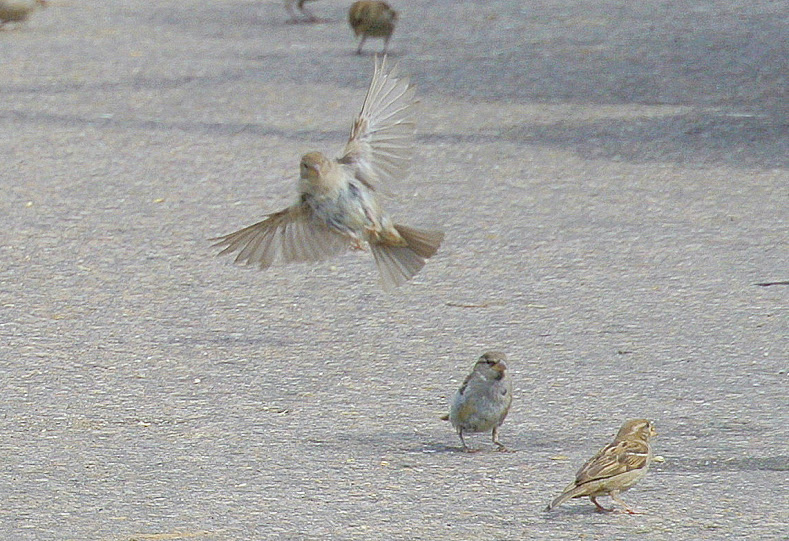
[618,508,643,515]
[591,498,615,513]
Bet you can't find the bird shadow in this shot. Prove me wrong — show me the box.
[397,440,520,456]
[351,50,402,58]
[542,505,622,518]
[284,17,332,25]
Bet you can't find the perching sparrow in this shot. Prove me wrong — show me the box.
[348,1,397,55]
[212,56,443,290]
[0,0,46,27]
[546,419,657,513]
[448,351,512,452]
[284,0,318,22]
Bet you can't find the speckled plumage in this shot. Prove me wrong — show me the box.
[546,419,657,513]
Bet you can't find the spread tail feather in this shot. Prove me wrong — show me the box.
[394,224,444,258]
[370,224,443,290]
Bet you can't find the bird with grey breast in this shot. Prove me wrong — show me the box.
[445,351,513,452]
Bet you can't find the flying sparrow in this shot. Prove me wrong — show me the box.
[212,56,443,290]
[447,351,512,452]
[348,1,398,55]
[546,418,657,513]
[0,0,46,27]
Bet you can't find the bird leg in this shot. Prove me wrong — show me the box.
[590,496,614,513]
[356,36,367,55]
[285,0,299,21]
[299,3,318,22]
[611,493,642,514]
[458,430,479,453]
[285,0,318,23]
[492,426,510,452]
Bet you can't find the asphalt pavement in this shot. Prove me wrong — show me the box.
[1,0,787,539]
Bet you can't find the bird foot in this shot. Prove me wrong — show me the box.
[592,499,615,513]
[617,508,644,515]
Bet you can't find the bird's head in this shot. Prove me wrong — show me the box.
[615,419,657,442]
[300,152,328,181]
[474,351,508,380]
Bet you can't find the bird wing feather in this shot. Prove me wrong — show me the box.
[340,55,416,193]
[574,439,650,486]
[211,204,349,268]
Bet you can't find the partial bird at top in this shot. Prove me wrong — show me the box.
[349,1,398,55]
[0,0,47,28]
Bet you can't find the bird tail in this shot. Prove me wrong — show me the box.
[370,224,443,290]
[545,484,584,511]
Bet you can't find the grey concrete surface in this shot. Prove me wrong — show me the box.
[1,0,787,539]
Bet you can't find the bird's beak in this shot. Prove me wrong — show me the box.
[301,163,319,179]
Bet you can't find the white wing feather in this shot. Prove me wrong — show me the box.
[341,55,417,191]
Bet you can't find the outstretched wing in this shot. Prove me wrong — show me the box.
[340,55,416,192]
[211,204,349,269]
